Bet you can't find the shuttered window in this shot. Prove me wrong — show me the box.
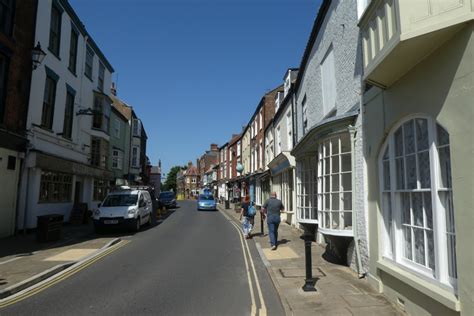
[321,46,336,116]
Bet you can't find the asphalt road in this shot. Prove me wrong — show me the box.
[1,200,285,316]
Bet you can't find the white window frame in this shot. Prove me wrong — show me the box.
[276,126,281,155]
[133,119,141,137]
[296,156,318,223]
[379,115,457,292]
[318,133,353,236]
[259,111,263,130]
[287,111,293,150]
[112,149,123,170]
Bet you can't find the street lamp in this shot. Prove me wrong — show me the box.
[31,42,46,70]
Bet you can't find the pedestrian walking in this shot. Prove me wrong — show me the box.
[262,192,284,250]
[239,196,255,239]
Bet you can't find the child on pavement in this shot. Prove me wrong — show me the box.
[239,196,255,239]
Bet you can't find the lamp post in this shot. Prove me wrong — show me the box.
[300,223,317,292]
[31,42,46,70]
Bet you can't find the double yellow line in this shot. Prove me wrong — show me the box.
[220,211,267,316]
[0,240,130,309]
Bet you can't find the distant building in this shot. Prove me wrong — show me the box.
[197,143,218,190]
[149,164,161,198]
[216,143,228,202]
[183,161,199,199]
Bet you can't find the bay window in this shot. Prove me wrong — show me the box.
[296,156,317,222]
[318,133,353,233]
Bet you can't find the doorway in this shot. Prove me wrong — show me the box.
[74,181,82,204]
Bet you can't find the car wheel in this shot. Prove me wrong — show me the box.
[134,217,140,232]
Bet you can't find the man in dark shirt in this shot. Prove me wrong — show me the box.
[262,192,284,250]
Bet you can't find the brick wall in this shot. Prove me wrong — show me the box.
[0,0,37,136]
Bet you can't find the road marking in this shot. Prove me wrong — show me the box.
[230,221,267,316]
[220,210,267,316]
[235,221,257,316]
[0,257,22,265]
[0,240,130,309]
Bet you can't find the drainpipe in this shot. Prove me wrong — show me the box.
[349,124,364,278]
[20,0,39,234]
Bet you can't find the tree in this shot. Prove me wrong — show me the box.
[162,166,183,193]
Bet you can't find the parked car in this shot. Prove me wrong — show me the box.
[93,189,153,232]
[197,194,216,211]
[158,191,177,209]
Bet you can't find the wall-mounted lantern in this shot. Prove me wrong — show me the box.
[31,42,46,70]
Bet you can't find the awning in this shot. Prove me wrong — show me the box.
[268,152,295,176]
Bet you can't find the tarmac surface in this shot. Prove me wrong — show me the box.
[0,200,284,316]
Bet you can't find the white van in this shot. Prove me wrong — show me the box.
[93,189,153,232]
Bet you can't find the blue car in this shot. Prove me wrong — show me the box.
[197,194,216,211]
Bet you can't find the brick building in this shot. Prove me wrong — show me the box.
[216,143,228,202]
[0,0,37,237]
[249,85,283,206]
[196,143,218,190]
[183,161,199,199]
[227,133,242,202]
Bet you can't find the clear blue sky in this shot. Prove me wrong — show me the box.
[69,0,321,179]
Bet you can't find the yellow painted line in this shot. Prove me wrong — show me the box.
[229,220,267,316]
[234,221,257,316]
[0,240,130,309]
[220,209,267,316]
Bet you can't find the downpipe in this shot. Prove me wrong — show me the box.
[348,125,365,279]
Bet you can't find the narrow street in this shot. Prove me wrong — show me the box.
[0,201,284,316]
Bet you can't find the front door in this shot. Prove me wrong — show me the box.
[74,181,82,204]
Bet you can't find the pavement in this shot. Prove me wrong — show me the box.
[0,222,121,299]
[219,202,405,316]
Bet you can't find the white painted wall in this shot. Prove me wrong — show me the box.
[28,0,113,164]
[17,0,115,229]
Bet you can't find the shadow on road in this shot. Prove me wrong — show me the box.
[0,208,179,262]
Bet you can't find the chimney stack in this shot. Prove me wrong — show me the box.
[210,143,218,152]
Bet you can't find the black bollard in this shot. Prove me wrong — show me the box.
[300,224,317,292]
